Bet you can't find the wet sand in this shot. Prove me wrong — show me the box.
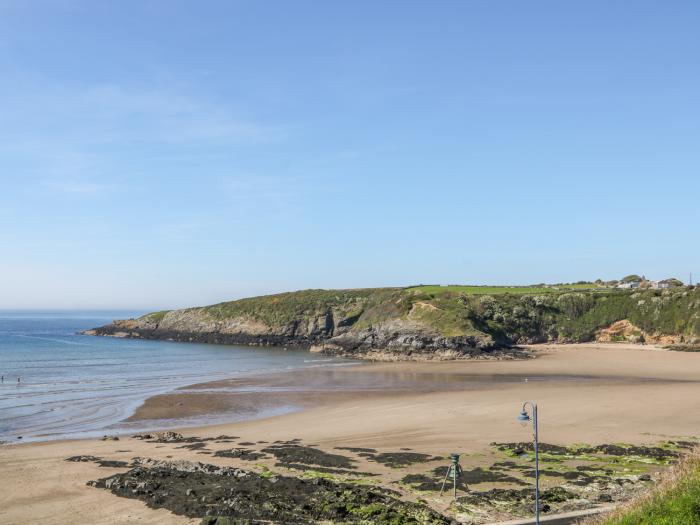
[129,364,612,422]
[2,343,700,524]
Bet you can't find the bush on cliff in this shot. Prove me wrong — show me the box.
[127,286,699,348]
[588,451,700,525]
[455,288,699,344]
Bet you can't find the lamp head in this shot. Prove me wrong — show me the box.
[517,410,531,426]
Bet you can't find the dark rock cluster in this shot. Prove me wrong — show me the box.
[66,455,130,468]
[358,451,443,468]
[88,460,451,524]
[213,448,268,461]
[132,432,238,443]
[492,442,681,462]
[260,444,360,474]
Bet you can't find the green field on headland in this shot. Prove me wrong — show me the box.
[406,283,601,295]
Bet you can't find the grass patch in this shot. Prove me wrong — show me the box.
[203,288,399,327]
[405,284,602,296]
[588,452,700,525]
[140,310,170,323]
[256,464,275,478]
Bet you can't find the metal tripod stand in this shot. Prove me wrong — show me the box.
[439,452,464,501]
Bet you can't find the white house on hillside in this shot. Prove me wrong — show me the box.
[618,280,674,290]
[617,280,641,289]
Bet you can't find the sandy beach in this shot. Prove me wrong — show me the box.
[2,343,699,524]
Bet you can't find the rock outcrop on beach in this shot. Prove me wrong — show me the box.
[80,437,680,524]
[84,285,700,359]
[88,457,452,524]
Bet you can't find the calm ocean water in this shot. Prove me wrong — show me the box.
[0,311,349,443]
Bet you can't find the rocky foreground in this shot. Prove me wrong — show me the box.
[84,286,700,359]
[75,431,692,524]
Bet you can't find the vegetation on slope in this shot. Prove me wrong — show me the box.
[457,287,700,343]
[621,274,643,283]
[589,451,700,525]
[136,284,700,345]
[144,310,170,323]
[203,288,399,326]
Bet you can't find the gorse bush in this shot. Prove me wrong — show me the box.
[442,288,698,343]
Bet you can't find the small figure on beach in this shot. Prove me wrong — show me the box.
[17,377,20,385]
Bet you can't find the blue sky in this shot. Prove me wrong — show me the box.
[1,1,698,309]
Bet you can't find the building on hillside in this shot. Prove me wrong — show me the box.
[616,276,683,290]
[620,280,676,290]
[617,280,641,289]
[651,281,671,289]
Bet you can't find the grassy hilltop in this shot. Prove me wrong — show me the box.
[115,283,700,358]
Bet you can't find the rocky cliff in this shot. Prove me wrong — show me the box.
[84,288,504,360]
[84,285,700,360]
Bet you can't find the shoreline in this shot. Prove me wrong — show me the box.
[124,342,672,427]
[0,341,681,446]
[83,325,527,361]
[2,343,700,524]
[125,340,680,423]
[0,344,359,445]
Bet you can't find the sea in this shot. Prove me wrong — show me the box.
[0,311,350,443]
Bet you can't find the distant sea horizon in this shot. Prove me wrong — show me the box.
[0,310,351,443]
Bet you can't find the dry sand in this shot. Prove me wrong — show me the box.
[1,343,699,524]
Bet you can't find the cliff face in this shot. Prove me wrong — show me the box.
[87,307,350,345]
[84,286,700,360]
[84,288,501,360]
[83,306,501,360]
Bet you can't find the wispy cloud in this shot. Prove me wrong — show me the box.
[43,178,113,195]
[1,81,280,147]
[217,173,310,218]
[0,75,284,196]
[70,85,280,145]
[221,173,305,199]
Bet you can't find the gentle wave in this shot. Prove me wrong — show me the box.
[0,312,353,443]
